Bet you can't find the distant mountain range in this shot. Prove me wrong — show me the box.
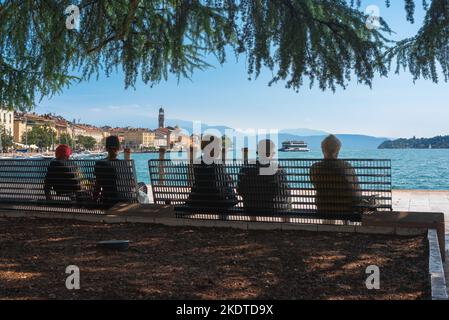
[378,135,449,149]
[149,117,233,134]
[118,114,448,150]
[278,134,388,150]
[151,118,388,150]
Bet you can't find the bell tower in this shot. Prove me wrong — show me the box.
[158,107,164,128]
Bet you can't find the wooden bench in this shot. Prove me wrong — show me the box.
[0,159,139,214]
[148,158,393,223]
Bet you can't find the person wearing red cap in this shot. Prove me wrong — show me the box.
[44,144,82,201]
[55,144,72,160]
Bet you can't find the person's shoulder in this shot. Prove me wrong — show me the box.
[95,159,112,167]
[260,160,284,175]
[311,160,324,169]
[338,159,354,169]
[49,159,67,168]
[194,160,212,168]
[239,163,258,174]
[96,157,115,163]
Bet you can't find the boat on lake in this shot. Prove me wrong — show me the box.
[70,151,108,159]
[279,140,310,152]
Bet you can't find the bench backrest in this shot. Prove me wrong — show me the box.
[0,159,139,214]
[148,158,392,221]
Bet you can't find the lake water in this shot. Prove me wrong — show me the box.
[128,149,449,190]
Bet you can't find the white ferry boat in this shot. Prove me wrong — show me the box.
[70,151,108,159]
[279,140,310,152]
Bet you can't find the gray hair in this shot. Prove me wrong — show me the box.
[321,134,341,156]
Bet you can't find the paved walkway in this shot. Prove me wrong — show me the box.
[393,190,449,233]
[393,190,449,293]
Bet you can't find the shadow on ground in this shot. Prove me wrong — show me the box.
[0,217,429,300]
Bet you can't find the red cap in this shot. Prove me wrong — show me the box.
[55,144,72,159]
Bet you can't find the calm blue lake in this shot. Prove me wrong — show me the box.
[128,149,449,190]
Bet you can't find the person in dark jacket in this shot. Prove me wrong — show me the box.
[310,134,362,215]
[185,135,237,210]
[95,136,127,206]
[44,144,82,201]
[237,139,291,213]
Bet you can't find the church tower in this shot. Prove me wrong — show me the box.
[158,107,164,128]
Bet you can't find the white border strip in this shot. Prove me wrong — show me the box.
[428,229,448,300]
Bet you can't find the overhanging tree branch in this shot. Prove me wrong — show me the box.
[0,0,448,110]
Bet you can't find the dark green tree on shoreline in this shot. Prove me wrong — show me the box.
[76,135,97,150]
[0,125,13,152]
[1,0,448,110]
[379,135,449,149]
[59,133,74,146]
[22,126,56,149]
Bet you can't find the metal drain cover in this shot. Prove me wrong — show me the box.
[97,240,130,251]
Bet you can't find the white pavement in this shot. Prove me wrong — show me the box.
[393,190,449,234]
[393,190,449,294]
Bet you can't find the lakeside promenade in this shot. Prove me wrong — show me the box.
[135,188,449,235]
[393,190,449,234]
[393,190,449,290]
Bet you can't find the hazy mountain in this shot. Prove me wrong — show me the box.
[278,134,389,150]
[147,117,233,133]
[145,118,387,149]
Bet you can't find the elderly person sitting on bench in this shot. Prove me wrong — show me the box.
[185,135,237,210]
[237,139,291,213]
[310,135,363,215]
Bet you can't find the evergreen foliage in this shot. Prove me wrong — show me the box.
[1,1,448,110]
[378,135,449,148]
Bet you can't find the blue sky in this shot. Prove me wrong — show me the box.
[39,1,449,138]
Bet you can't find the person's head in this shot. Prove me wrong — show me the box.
[257,139,276,160]
[55,144,72,160]
[201,134,221,161]
[105,135,120,160]
[321,134,341,159]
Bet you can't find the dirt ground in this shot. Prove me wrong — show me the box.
[0,217,430,300]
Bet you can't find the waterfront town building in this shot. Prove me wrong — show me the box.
[154,125,192,151]
[0,108,14,136]
[72,124,104,147]
[123,129,155,150]
[154,127,171,148]
[6,108,185,152]
[13,112,56,144]
[48,115,72,143]
[169,126,191,150]
[107,127,127,144]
